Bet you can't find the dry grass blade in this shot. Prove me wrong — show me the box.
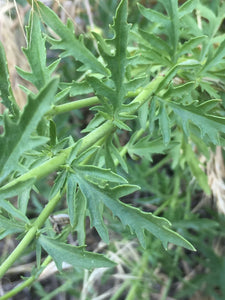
[0,0,29,110]
[207,146,225,214]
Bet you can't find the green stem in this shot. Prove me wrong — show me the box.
[0,120,115,195]
[130,75,164,108]
[0,191,62,279]
[125,251,149,300]
[47,96,100,117]
[109,281,130,300]
[114,123,147,167]
[0,74,164,281]
[47,75,164,118]
[0,73,164,199]
[0,121,115,280]
[0,256,52,300]
[144,155,171,176]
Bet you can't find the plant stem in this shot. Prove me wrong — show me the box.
[109,281,130,300]
[0,74,164,280]
[0,256,52,300]
[47,96,100,117]
[0,71,163,192]
[0,120,115,196]
[0,121,115,279]
[47,74,164,118]
[145,155,171,176]
[0,191,62,279]
[125,251,149,300]
[131,75,164,108]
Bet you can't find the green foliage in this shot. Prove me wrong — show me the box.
[0,0,225,298]
[0,78,58,182]
[34,1,108,76]
[16,12,59,90]
[0,42,19,117]
[38,235,116,271]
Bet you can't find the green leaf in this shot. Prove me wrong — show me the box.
[39,235,116,271]
[0,42,19,117]
[73,189,87,245]
[159,0,179,56]
[0,178,35,199]
[70,168,195,251]
[163,82,195,99]
[128,137,169,161]
[69,164,130,244]
[92,0,129,111]
[198,99,222,113]
[49,119,57,147]
[138,101,149,130]
[138,1,179,59]
[104,137,128,173]
[203,39,225,72]
[178,36,207,56]
[18,188,31,215]
[66,174,77,227]
[168,101,225,145]
[73,165,127,185]
[0,199,29,223]
[178,0,196,18]
[138,29,171,57]
[35,1,108,76]
[149,98,156,134]
[0,78,59,181]
[137,4,169,26]
[0,216,24,240]
[16,11,55,90]
[49,171,67,199]
[67,81,93,97]
[158,103,171,145]
[108,0,129,93]
[104,137,117,171]
[67,174,106,243]
[87,76,117,109]
[199,82,220,99]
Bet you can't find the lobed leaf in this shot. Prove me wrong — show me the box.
[0,177,35,199]
[66,174,77,228]
[0,78,59,182]
[16,11,54,90]
[137,4,169,26]
[158,103,171,145]
[163,82,195,99]
[91,0,129,111]
[128,137,170,161]
[0,42,19,117]
[138,29,171,57]
[0,199,29,223]
[169,101,225,145]
[203,39,225,72]
[34,1,108,76]
[159,0,179,57]
[178,0,196,18]
[0,216,24,240]
[69,168,195,251]
[39,235,116,271]
[178,36,207,56]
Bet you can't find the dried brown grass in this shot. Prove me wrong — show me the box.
[207,147,225,215]
[0,0,29,110]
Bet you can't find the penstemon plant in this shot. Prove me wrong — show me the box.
[0,0,225,298]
